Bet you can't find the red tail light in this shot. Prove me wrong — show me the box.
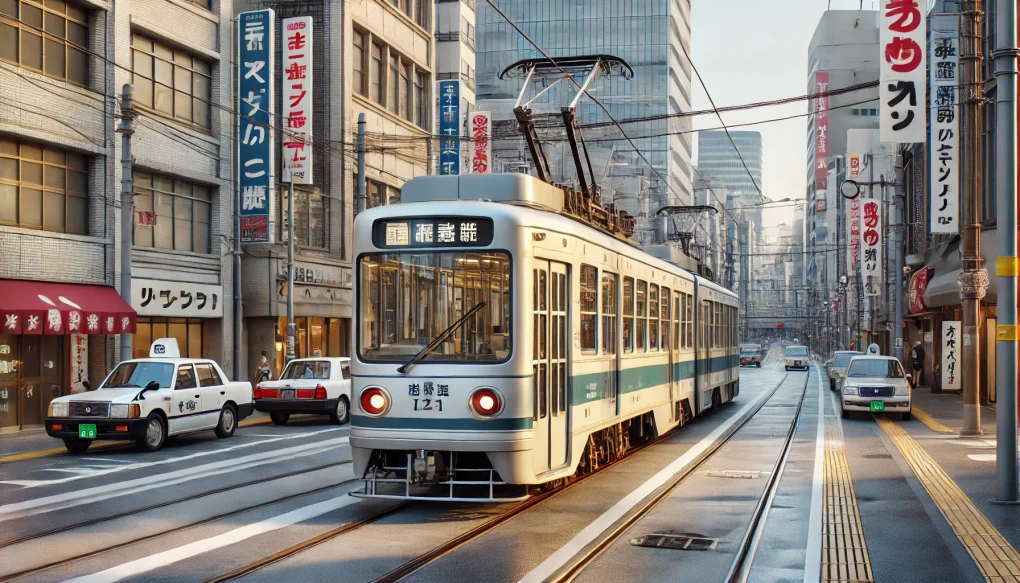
[254,385,262,399]
[262,388,279,398]
[360,387,390,416]
[470,388,503,417]
[115,425,128,432]
[52,424,63,430]
[314,385,327,399]
[296,389,314,399]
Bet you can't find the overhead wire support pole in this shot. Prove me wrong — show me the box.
[117,84,134,362]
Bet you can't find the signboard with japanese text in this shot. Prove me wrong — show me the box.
[70,334,87,393]
[131,279,224,318]
[847,196,861,274]
[860,198,882,296]
[908,266,931,314]
[438,80,461,175]
[282,16,312,184]
[880,0,926,143]
[930,29,959,232]
[276,261,352,288]
[136,210,156,227]
[372,217,494,248]
[848,154,861,179]
[469,111,492,174]
[238,9,275,242]
[941,320,961,390]
[814,72,829,189]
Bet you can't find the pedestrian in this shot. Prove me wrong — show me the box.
[910,341,925,386]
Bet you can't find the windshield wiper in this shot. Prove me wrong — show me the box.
[397,302,486,374]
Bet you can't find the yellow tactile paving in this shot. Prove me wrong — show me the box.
[911,406,955,433]
[876,416,1020,582]
[823,415,874,583]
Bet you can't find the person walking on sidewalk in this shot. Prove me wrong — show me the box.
[910,341,925,386]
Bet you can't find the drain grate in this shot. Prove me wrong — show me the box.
[629,532,719,551]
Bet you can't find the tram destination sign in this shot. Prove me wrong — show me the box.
[373,217,494,248]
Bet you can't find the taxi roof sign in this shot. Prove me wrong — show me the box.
[150,338,181,358]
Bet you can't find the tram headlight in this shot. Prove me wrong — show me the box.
[469,387,504,418]
[359,387,391,416]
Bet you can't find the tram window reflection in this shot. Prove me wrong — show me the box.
[359,251,512,363]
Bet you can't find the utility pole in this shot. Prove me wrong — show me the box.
[285,175,296,364]
[356,113,367,215]
[993,0,1018,502]
[118,84,134,361]
[959,0,986,436]
[893,164,905,364]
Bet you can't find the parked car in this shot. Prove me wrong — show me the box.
[784,345,810,371]
[828,351,863,391]
[255,357,351,425]
[739,343,763,367]
[46,339,254,453]
[840,355,912,420]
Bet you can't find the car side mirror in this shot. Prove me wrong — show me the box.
[82,380,91,391]
[138,380,160,399]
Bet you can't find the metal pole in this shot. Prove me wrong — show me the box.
[993,0,1018,502]
[233,173,242,379]
[894,170,905,364]
[286,179,296,363]
[118,84,134,361]
[960,0,986,436]
[356,113,367,214]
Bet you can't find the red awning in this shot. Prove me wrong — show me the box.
[0,280,136,335]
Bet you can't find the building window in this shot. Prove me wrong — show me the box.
[274,317,350,375]
[414,71,428,130]
[370,42,382,104]
[388,53,398,113]
[133,171,212,254]
[178,0,210,8]
[461,60,474,90]
[131,33,212,129]
[415,0,429,29]
[134,317,203,359]
[281,186,326,249]
[0,0,89,86]
[352,30,365,96]
[0,137,88,234]
[400,63,410,119]
[366,178,399,208]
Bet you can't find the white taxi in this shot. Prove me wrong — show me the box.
[784,345,810,371]
[46,339,254,453]
[840,355,912,420]
[254,357,351,425]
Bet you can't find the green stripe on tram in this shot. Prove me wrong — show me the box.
[570,355,738,406]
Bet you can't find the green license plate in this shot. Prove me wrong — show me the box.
[869,401,885,412]
[78,423,96,439]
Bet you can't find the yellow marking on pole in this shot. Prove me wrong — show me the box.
[998,325,1019,342]
[911,406,955,433]
[997,257,1020,277]
[824,415,874,583]
[876,416,1020,582]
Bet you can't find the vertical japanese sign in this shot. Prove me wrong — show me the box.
[469,111,491,174]
[941,320,961,390]
[860,198,882,296]
[814,72,829,189]
[238,9,275,242]
[848,154,861,179]
[438,80,460,175]
[880,0,926,143]
[930,30,959,232]
[282,16,313,184]
[847,197,861,274]
[70,334,87,393]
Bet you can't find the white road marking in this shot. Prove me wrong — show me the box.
[803,363,825,583]
[0,427,345,489]
[0,437,348,521]
[60,494,362,583]
[968,454,996,462]
[517,377,781,583]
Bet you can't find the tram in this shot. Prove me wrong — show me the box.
[349,173,740,501]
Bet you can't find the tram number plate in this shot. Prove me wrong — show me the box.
[79,424,96,439]
[413,398,443,412]
[281,389,295,399]
[869,401,885,412]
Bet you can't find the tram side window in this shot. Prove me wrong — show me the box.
[580,264,598,353]
[602,273,617,355]
[662,288,671,351]
[648,284,659,351]
[636,280,647,351]
[686,294,694,348]
[623,277,634,353]
[674,292,681,351]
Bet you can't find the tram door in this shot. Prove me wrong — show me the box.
[533,260,569,474]
[662,288,674,420]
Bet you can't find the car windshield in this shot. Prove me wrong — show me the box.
[101,362,175,389]
[282,360,331,380]
[741,349,759,355]
[834,353,861,367]
[786,347,808,356]
[847,359,905,378]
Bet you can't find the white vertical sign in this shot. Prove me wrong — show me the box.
[941,320,961,390]
[469,111,492,174]
[282,16,313,184]
[70,334,88,393]
[860,197,882,296]
[847,196,861,274]
[929,30,959,232]
[880,2,926,143]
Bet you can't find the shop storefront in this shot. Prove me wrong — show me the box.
[0,279,135,432]
[272,317,349,374]
[130,278,222,360]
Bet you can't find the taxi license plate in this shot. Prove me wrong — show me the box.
[79,423,97,439]
[281,389,295,399]
[870,401,885,412]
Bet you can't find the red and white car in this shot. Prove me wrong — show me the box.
[254,357,351,425]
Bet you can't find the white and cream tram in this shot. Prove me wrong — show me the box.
[350,174,739,501]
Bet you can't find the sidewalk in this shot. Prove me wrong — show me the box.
[910,387,998,435]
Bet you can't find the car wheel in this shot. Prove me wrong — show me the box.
[830,379,836,391]
[785,366,790,371]
[841,405,849,419]
[270,411,290,426]
[136,414,166,452]
[330,396,350,425]
[902,411,912,421]
[712,389,722,410]
[63,438,91,454]
[756,362,761,368]
[215,404,237,438]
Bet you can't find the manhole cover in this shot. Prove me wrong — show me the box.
[630,533,719,551]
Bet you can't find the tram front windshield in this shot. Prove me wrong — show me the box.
[359,251,512,363]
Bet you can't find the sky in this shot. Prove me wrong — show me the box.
[689,0,881,230]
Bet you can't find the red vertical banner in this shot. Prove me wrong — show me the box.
[814,72,830,189]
